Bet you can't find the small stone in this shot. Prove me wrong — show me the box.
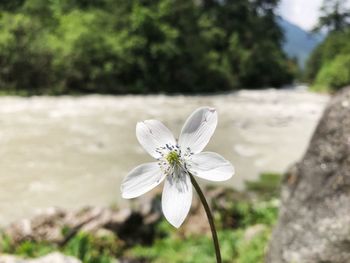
[341,100,349,107]
[0,252,81,263]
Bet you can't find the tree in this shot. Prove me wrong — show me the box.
[314,0,350,32]
[0,0,294,94]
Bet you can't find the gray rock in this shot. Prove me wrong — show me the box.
[4,201,161,246]
[267,87,350,262]
[0,252,81,263]
[5,207,66,244]
[3,186,238,245]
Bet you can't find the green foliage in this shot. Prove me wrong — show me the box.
[131,212,274,263]
[0,0,294,95]
[131,230,239,263]
[64,232,120,263]
[313,0,350,33]
[305,1,350,92]
[245,172,281,199]
[0,12,52,95]
[236,228,271,263]
[305,29,350,92]
[14,241,53,258]
[313,54,350,91]
[130,189,278,263]
[223,199,278,229]
[0,232,121,263]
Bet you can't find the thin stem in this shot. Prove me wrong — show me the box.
[189,173,222,263]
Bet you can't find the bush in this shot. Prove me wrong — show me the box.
[236,228,271,263]
[0,231,122,263]
[305,29,350,91]
[313,54,350,91]
[0,13,55,95]
[245,172,281,199]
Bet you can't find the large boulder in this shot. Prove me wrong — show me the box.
[267,87,350,262]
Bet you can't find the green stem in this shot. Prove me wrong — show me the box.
[189,173,222,263]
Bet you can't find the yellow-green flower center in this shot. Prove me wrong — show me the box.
[166,151,180,165]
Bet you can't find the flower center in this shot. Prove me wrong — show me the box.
[156,144,194,179]
[166,151,180,166]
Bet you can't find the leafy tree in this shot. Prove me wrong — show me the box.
[313,0,350,32]
[305,0,350,91]
[0,0,294,94]
[0,0,25,11]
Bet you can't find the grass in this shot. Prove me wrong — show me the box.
[129,225,272,263]
[245,172,281,200]
[0,232,122,263]
[309,84,333,94]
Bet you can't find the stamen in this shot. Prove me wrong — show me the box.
[157,144,193,179]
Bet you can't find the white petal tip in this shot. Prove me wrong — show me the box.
[227,165,235,178]
[162,175,192,230]
[121,193,132,199]
[135,121,146,129]
[165,217,184,228]
[120,189,134,199]
[188,152,235,182]
[171,222,182,228]
[162,210,188,228]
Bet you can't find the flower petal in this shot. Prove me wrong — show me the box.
[162,171,192,228]
[179,107,218,154]
[136,120,176,158]
[188,152,234,181]
[121,162,165,199]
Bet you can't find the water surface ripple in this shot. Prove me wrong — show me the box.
[0,89,329,225]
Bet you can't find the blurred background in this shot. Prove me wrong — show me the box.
[1,0,348,95]
[0,0,348,262]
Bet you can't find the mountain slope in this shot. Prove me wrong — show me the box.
[278,17,325,68]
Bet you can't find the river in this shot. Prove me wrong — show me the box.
[0,88,329,225]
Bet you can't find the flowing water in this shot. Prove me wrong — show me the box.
[0,88,329,225]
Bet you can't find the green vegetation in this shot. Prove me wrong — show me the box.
[305,0,350,92]
[130,227,271,263]
[245,172,281,200]
[306,30,350,92]
[0,0,295,95]
[313,0,350,33]
[0,173,281,262]
[1,232,122,263]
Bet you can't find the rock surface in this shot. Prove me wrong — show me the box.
[267,87,350,262]
[0,252,81,263]
[4,193,162,247]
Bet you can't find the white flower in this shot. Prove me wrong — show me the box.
[121,107,234,228]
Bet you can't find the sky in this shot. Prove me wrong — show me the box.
[278,0,323,31]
